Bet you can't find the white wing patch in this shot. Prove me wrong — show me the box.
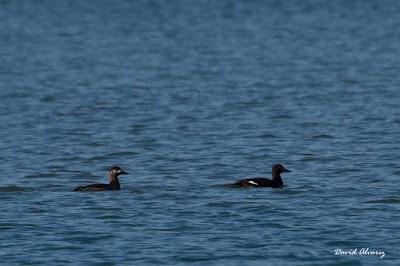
[248,180,258,186]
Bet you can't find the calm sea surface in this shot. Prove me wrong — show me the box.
[1,1,399,265]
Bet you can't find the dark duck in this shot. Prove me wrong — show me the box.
[231,164,291,188]
[73,166,128,191]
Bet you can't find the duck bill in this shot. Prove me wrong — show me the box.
[283,168,291,172]
[119,170,129,175]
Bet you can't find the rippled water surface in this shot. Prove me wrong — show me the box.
[1,1,400,265]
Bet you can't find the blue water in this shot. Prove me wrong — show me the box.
[1,1,399,265]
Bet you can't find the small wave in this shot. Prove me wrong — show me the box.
[40,95,55,103]
[311,134,334,139]
[22,173,57,179]
[107,151,138,157]
[0,185,31,192]
[257,132,277,139]
[365,199,400,204]
[84,151,137,162]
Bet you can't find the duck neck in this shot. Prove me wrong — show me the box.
[272,170,283,186]
[108,174,120,189]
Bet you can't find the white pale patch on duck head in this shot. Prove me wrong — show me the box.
[109,168,120,176]
[109,166,121,173]
[248,180,258,186]
[108,166,128,177]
